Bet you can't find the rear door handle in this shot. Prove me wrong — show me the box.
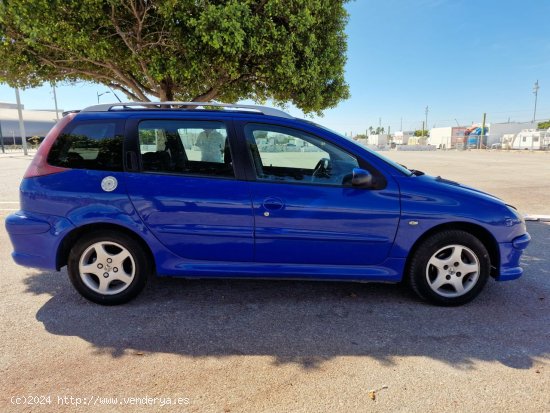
[262,197,284,211]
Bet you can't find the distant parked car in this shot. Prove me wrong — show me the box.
[6,102,530,306]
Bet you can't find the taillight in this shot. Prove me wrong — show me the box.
[23,113,76,179]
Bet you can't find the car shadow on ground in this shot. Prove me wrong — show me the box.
[24,223,550,370]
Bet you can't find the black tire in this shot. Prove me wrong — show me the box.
[407,230,490,306]
[67,231,149,305]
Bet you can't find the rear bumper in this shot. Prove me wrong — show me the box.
[5,211,75,271]
[496,233,531,281]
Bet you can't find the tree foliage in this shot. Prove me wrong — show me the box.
[413,129,429,137]
[0,0,350,113]
[367,126,384,135]
[538,120,550,130]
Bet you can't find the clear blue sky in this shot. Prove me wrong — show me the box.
[1,0,549,134]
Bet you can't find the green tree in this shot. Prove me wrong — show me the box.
[414,130,430,137]
[538,120,550,129]
[367,126,386,135]
[0,0,350,114]
[29,136,41,148]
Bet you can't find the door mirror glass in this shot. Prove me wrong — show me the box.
[351,168,372,187]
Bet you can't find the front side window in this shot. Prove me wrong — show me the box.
[138,120,234,178]
[244,124,359,186]
[47,121,123,171]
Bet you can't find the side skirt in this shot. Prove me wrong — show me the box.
[156,258,406,283]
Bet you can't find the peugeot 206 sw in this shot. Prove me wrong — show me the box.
[5,102,530,305]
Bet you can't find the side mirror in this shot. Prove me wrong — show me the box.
[351,168,372,187]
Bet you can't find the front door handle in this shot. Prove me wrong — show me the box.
[262,197,284,211]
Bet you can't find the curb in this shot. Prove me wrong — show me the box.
[524,215,550,222]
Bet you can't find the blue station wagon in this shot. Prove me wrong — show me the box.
[5,102,530,305]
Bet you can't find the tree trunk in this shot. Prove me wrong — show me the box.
[192,87,218,102]
[159,78,173,101]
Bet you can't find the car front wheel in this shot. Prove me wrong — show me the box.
[67,231,149,305]
[408,230,490,306]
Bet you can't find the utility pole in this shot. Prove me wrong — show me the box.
[400,117,403,131]
[14,87,28,156]
[425,106,429,135]
[479,112,486,149]
[533,80,539,123]
[421,121,425,138]
[52,83,60,120]
[0,119,4,154]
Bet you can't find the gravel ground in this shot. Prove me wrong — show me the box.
[0,151,548,413]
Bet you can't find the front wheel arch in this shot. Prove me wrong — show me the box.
[404,222,499,280]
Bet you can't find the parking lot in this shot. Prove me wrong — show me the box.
[0,150,548,412]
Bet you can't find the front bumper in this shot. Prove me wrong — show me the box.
[496,233,531,281]
[5,211,75,271]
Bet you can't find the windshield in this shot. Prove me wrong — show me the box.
[306,121,413,176]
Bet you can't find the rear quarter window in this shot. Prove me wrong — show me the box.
[47,121,123,171]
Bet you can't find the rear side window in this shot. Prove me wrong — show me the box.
[47,121,123,171]
[138,120,234,178]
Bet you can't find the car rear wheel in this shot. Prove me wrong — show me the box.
[68,231,148,305]
[408,230,490,306]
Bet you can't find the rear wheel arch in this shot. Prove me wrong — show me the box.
[405,222,500,279]
[57,223,155,273]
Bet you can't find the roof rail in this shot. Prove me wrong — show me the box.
[62,109,81,117]
[81,101,294,119]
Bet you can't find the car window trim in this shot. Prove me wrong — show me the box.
[134,170,238,181]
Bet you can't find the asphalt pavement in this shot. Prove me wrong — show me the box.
[0,151,548,412]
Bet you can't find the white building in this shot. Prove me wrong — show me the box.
[394,131,411,145]
[428,126,467,149]
[0,102,61,145]
[408,136,427,145]
[367,134,388,147]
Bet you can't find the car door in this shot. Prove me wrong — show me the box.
[240,122,400,266]
[124,116,254,262]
